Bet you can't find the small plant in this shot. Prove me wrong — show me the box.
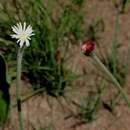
[11,22,34,130]
[86,19,104,41]
[80,39,130,107]
[100,14,129,110]
[0,0,85,97]
[113,0,130,13]
[79,93,100,123]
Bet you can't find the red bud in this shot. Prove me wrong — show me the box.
[80,40,95,56]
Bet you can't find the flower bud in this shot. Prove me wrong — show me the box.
[80,39,95,56]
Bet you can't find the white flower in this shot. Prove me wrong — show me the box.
[11,22,34,48]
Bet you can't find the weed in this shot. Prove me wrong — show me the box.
[0,0,85,97]
[79,92,100,123]
[100,14,130,110]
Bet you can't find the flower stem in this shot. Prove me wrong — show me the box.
[92,52,130,107]
[16,47,24,130]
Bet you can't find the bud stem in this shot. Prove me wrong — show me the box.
[92,52,130,107]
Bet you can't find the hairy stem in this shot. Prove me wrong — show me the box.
[92,52,130,107]
[16,47,24,130]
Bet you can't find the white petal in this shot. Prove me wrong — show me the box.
[23,22,26,31]
[27,37,31,40]
[11,34,19,39]
[29,33,34,36]
[26,25,32,33]
[17,39,21,43]
[18,22,22,32]
[19,40,24,47]
[12,26,19,34]
[25,39,30,47]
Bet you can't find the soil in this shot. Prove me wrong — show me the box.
[4,0,130,130]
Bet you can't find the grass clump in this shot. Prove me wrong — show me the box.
[0,0,85,97]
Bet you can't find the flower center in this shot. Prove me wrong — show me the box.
[19,32,28,40]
